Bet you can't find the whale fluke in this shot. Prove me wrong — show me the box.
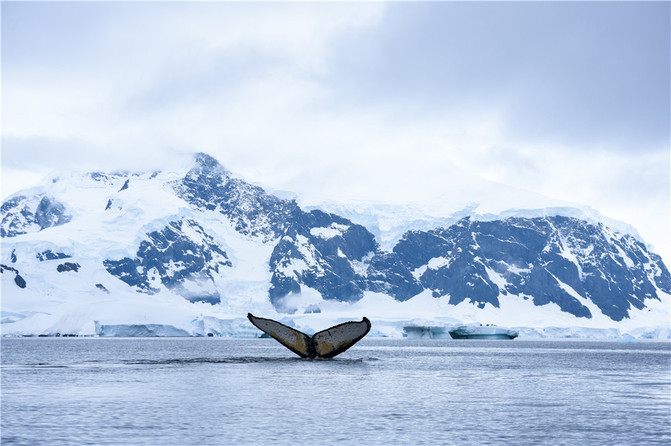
[312,318,372,358]
[246,314,315,358]
[247,313,371,359]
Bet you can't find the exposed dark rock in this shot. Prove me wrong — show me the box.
[15,273,27,288]
[57,262,80,272]
[1,263,27,288]
[95,283,110,294]
[173,153,301,242]
[1,194,71,237]
[88,171,132,184]
[388,216,671,321]
[119,179,130,192]
[35,197,70,230]
[268,210,377,304]
[104,219,231,303]
[37,250,71,261]
[365,252,423,301]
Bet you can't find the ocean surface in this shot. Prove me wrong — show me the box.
[1,338,670,445]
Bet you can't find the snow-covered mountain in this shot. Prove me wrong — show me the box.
[2,153,669,338]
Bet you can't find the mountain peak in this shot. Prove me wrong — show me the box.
[194,152,227,170]
[183,152,231,185]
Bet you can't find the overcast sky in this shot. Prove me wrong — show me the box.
[2,1,669,261]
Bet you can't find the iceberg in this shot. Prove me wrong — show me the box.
[402,325,451,339]
[94,321,191,337]
[448,324,519,340]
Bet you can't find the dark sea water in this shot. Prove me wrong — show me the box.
[1,338,670,445]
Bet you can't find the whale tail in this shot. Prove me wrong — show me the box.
[247,313,371,359]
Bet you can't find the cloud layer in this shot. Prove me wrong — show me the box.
[2,1,669,260]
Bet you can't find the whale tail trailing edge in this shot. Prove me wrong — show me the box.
[311,318,372,358]
[247,313,371,359]
[246,313,315,358]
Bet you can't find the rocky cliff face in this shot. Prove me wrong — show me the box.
[173,153,379,305]
[1,194,71,237]
[2,152,669,324]
[103,219,231,304]
[389,217,670,321]
[268,210,377,305]
[172,153,301,242]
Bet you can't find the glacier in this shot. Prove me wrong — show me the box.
[1,152,670,339]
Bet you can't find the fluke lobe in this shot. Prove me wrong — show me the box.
[247,313,371,358]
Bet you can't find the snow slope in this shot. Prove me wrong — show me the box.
[2,153,669,338]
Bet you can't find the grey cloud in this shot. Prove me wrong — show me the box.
[325,1,670,152]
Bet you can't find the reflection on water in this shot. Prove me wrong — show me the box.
[2,338,670,445]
